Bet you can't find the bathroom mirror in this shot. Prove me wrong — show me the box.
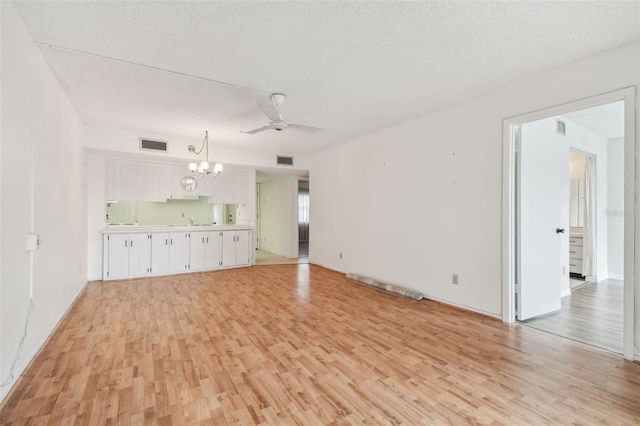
[181,176,197,192]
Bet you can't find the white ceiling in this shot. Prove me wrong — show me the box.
[13,1,639,158]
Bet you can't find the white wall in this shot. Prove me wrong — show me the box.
[309,42,639,320]
[258,176,299,258]
[1,2,87,402]
[86,152,105,282]
[84,124,310,172]
[608,137,625,279]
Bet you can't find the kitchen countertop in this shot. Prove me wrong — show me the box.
[102,224,252,234]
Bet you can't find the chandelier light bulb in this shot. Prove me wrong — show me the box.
[187,131,222,178]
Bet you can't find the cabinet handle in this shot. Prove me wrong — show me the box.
[207,237,209,243]
[170,238,173,245]
[125,240,128,247]
[166,239,168,245]
[131,240,134,247]
[202,237,205,244]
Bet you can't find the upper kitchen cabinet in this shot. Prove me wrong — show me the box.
[105,158,251,204]
[106,159,170,202]
[209,169,249,204]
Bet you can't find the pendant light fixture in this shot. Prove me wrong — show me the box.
[188,130,223,177]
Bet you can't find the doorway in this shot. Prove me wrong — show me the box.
[298,179,309,260]
[502,88,636,360]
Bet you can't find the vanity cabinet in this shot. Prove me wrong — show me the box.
[569,235,584,275]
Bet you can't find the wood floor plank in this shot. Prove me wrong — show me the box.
[1,264,640,424]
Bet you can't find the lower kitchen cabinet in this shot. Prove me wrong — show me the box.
[189,231,222,271]
[103,233,153,279]
[222,230,250,267]
[168,232,190,273]
[103,228,252,280]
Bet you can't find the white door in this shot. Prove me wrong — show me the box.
[517,119,569,320]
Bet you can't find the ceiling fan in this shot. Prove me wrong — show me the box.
[242,93,323,135]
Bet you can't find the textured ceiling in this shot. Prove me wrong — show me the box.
[13,1,640,158]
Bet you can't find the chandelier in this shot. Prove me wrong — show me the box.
[188,130,223,177]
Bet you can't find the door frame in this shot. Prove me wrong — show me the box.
[501,87,636,360]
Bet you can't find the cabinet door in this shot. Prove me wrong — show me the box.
[112,160,139,201]
[151,233,170,275]
[105,234,130,279]
[128,234,152,277]
[205,232,222,269]
[222,231,236,266]
[189,232,207,270]
[169,232,190,273]
[234,230,250,266]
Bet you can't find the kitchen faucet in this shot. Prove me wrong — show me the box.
[189,217,194,226]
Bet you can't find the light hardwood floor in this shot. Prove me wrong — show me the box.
[521,279,623,353]
[1,265,639,424]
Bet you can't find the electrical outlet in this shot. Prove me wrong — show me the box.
[339,252,343,259]
[452,274,459,285]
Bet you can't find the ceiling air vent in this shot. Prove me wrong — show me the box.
[139,137,168,152]
[277,155,294,166]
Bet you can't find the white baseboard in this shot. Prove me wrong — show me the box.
[605,273,624,281]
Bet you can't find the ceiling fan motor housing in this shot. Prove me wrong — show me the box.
[271,120,289,131]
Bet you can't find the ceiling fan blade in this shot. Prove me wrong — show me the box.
[257,96,283,121]
[241,126,271,135]
[288,123,323,133]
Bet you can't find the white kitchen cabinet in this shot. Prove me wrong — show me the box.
[168,232,190,273]
[222,230,250,267]
[208,170,249,204]
[151,233,170,275]
[189,231,222,270]
[106,159,171,202]
[103,226,252,280]
[103,233,152,279]
[128,234,153,276]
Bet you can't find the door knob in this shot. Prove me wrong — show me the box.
[556,228,565,234]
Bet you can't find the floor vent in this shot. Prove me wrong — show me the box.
[139,137,168,152]
[277,155,294,166]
